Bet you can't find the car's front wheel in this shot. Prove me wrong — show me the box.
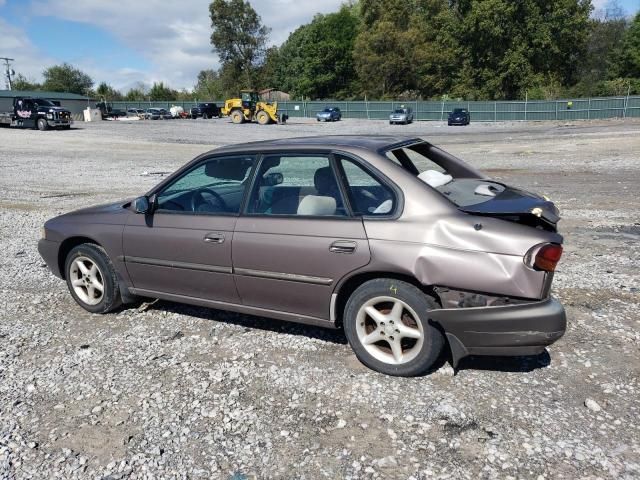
[343,278,444,376]
[64,244,121,313]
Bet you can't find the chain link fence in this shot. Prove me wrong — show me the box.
[112,95,640,122]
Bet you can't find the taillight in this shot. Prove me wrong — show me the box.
[532,244,563,272]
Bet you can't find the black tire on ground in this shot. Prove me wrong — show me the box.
[64,243,122,314]
[203,113,209,119]
[257,111,270,125]
[343,278,444,377]
[231,110,244,124]
[37,118,48,131]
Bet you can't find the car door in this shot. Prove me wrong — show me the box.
[233,153,370,321]
[123,154,256,304]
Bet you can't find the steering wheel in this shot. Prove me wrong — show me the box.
[190,187,227,212]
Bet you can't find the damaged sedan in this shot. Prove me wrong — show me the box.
[38,135,566,376]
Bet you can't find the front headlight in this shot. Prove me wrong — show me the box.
[46,113,53,119]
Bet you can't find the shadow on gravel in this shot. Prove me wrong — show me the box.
[147,300,349,345]
[456,350,551,373]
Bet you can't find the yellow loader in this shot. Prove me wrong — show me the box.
[220,90,287,125]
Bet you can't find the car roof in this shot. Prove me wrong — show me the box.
[210,135,422,155]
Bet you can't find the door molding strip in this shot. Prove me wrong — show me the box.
[123,256,232,274]
[234,268,333,286]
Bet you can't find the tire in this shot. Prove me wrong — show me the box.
[231,110,244,124]
[203,113,209,119]
[64,243,122,314]
[343,278,444,376]
[256,111,270,125]
[37,118,48,131]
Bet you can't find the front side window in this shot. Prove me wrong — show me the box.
[247,155,347,217]
[338,157,396,216]
[156,155,255,214]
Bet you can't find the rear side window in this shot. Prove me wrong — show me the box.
[338,157,396,216]
[247,155,347,217]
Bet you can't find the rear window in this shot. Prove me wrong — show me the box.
[386,142,503,208]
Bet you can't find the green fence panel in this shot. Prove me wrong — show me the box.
[107,96,640,122]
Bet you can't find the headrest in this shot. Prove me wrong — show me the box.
[314,166,337,194]
[297,195,336,216]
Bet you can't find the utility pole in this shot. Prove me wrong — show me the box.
[1,57,16,90]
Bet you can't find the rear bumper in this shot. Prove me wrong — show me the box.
[38,239,62,278]
[429,297,566,366]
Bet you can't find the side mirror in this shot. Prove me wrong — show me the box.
[133,196,150,214]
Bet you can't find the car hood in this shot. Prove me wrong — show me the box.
[52,199,133,225]
[461,185,560,229]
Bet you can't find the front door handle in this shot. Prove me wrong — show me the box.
[204,232,225,244]
[329,240,357,254]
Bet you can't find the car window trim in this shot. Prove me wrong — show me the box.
[151,153,258,218]
[331,150,404,220]
[241,151,355,219]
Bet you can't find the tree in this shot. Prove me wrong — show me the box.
[95,82,123,101]
[124,82,149,101]
[276,7,359,99]
[209,0,270,88]
[148,82,178,101]
[194,69,224,100]
[42,63,93,94]
[616,13,640,78]
[12,73,41,91]
[451,0,592,99]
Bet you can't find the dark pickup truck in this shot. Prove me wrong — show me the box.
[190,102,220,119]
[0,97,73,130]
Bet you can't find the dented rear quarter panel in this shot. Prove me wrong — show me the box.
[345,147,563,300]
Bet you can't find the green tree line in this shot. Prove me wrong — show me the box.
[11,0,640,101]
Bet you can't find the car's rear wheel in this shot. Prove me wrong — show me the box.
[64,244,121,314]
[344,278,444,376]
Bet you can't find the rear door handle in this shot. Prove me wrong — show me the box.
[204,232,225,244]
[329,240,357,254]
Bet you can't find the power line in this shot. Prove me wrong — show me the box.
[1,57,16,90]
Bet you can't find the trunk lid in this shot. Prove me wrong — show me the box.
[436,179,560,231]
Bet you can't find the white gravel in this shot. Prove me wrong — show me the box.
[0,117,639,479]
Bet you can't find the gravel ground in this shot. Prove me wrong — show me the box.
[0,117,639,479]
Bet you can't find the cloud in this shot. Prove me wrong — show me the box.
[21,0,345,90]
[0,17,55,83]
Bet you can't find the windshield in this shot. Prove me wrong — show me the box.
[34,99,56,106]
[393,109,406,114]
[386,142,507,207]
[453,108,467,114]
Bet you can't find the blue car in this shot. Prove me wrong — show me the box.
[316,107,341,122]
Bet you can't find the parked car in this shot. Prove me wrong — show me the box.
[316,107,341,122]
[156,108,172,120]
[448,108,470,126]
[191,102,220,119]
[38,135,565,376]
[126,108,145,119]
[144,108,162,120]
[389,107,414,125]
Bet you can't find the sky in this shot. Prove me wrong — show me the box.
[0,0,638,92]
